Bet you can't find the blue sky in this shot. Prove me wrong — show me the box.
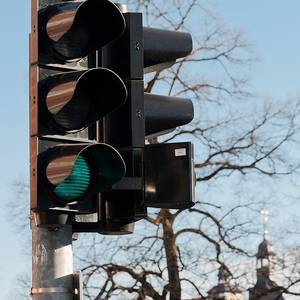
[0,0,300,298]
[215,0,300,99]
[0,0,30,298]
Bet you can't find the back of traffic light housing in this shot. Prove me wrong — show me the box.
[102,10,196,214]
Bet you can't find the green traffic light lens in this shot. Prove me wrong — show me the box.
[54,155,90,202]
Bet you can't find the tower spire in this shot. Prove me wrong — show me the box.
[260,208,269,240]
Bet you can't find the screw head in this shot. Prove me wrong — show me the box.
[136,109,142,119]
[135,41,140,51]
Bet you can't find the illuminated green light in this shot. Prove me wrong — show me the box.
[54,155,90,202]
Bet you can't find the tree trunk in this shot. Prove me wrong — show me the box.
[162,209,181,300]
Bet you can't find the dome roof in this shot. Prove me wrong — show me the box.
[249,274,284,300]
[208,282,241,295]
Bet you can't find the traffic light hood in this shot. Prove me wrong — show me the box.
[44,143,126,203]
[39,68,128,133]
[143,27,193,71]
[144,93,194,136]
[39,0,126,60]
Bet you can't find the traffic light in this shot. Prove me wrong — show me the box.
[30,1,196,230]
[30,0,129,226]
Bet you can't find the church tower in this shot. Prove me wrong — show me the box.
[207,265,241,300]
[248,209,284,300]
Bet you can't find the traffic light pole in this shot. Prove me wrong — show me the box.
[31,214,75,300]
[30,0,74,297]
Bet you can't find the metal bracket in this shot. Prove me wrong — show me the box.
[31,287,75,295]
[31,272,83,299]
[30,211,72,228]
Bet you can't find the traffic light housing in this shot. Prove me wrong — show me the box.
[30,1,196,231]
[30,0,129,225]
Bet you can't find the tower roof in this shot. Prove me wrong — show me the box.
[256,239,276,259]
[249,275,284,300]
[255,275,279,291]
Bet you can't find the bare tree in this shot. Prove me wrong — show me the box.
[11,1,300,299]
[73,1,300,300]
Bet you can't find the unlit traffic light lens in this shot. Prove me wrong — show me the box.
[40,68,128,133]
[46,80,90,131]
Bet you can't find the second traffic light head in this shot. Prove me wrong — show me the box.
[39,0,126,60]
[38,68,127,134]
